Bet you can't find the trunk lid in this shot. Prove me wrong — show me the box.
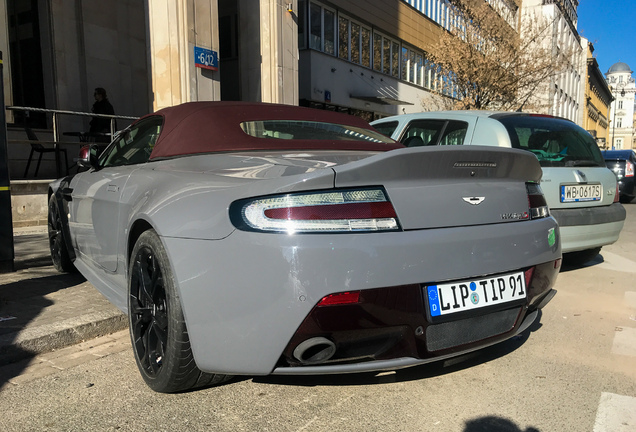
[333,146,542,230]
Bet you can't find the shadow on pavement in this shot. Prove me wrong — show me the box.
[463,415,540,432]
[559,252,604,273]
[12,233,53,270]
[0,231,86,388]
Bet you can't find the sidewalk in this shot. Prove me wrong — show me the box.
[0,226,126,366]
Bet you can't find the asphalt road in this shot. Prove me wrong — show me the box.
[1,205,635,432]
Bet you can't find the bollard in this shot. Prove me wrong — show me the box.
[0,51,15,272]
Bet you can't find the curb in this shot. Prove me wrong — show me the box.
[0,310,127,367]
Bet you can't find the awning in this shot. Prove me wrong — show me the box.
[349,95,414,106]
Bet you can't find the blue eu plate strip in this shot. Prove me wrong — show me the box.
[427,285,441,317]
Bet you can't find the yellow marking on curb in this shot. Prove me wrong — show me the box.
[0,186,10,191]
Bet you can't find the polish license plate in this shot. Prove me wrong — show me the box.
[426,271,526,317]
[560,184,602,202]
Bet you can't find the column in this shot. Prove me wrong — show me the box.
[146,0,221,111]
[240,0,298,104]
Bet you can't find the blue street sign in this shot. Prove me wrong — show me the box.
[194,46,218,71]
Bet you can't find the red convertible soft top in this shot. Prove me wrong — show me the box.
[147,101,402,159]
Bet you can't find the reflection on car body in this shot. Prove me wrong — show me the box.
[49,102,561,393]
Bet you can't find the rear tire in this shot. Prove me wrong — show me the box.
[48,195,75,273]
[128,230,231,393]
[563,247,602,266]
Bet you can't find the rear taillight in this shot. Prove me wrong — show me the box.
[526,182,549,219]
[626,161,634,177]
[231,188,400,233]
[614,181,620,203]
[317,291,361,306]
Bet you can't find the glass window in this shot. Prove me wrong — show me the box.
[350,22,360,64]
[409,50,416,83]
[298,0,306,49]
[439,121,468,145]
[324,9,335,55]
[371,121,399,138]
[240,120,395,143]
[100,117,163,168]
[415,53,423,86]
[497,116,605,167]
[391,42,400,78]
[401,47,408,81]
[361,27,371,68]
[401,120,449,146]
[424,59,432,88]
[309,3,321,50]
[382,37,390,75]
[373,33,382,71]
[338,16,349,60]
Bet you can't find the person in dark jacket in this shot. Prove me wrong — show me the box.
[89,88,115,140]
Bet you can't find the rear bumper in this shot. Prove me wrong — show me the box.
[274,264,558,374]
[163,217,560,375]
[272,288,557,376]
[550,203,626,226]
[551,203,626,253]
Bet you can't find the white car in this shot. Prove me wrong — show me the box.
[372,111,626,265]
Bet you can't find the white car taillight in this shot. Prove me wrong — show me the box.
[526,182,549,219]
[626,161,634,178]
[232,188,400,233]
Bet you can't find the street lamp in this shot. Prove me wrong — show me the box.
[611,82,626,150]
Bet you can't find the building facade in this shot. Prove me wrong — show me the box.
[520,0,583,123]
[1,0,564,179]
[606,62,636,150]
[580,39,612,148]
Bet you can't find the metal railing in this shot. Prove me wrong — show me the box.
[6,106,139,178]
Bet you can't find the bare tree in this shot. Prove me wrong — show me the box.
[427,0,573,111]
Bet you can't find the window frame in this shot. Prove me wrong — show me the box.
[308,1,337,56]
[372,30,400,78]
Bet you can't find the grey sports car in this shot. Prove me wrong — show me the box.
[48,102,561,393]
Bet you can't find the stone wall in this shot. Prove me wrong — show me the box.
[10,180,49,228]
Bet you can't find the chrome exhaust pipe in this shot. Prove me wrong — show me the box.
[293,337,336,365]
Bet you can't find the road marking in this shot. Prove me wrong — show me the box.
[596,251,636,274]
[612,326,636,357]
[593,392,636,432]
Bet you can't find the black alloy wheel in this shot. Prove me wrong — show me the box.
[128,230,231,393]
[129,242,168,378]
[48,195,74,273]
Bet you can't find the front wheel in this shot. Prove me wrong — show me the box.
[128,230,230,393]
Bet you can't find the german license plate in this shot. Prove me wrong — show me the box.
[426,272,526,317]
[560,184,602,202]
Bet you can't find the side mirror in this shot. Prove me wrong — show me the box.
[77,144,99,169]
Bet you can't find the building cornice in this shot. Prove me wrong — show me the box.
[587,57,613,105]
